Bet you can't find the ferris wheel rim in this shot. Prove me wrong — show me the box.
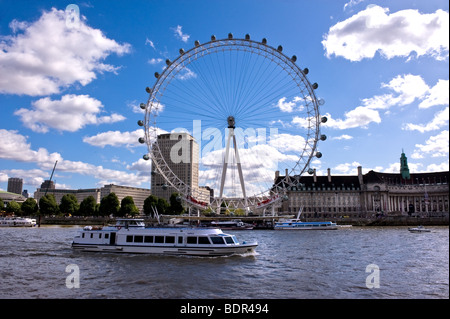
[142,34,323,210]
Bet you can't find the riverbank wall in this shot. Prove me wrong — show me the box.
[38,214,448,227]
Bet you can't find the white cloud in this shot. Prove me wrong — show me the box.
[172,25,190,43]
[343,0,365,11]
[148,58,163,65]
[14,94,125,133]
[323,106,381,129]
[145,38,156,49]
[322,5,449,61]
[325,74,448,130]
[403,106,449,133]
[0,8,131,96]
[333,161,362,174]
[0,129,148,188]
[411,130,449,158]
[83,129,144,148]
[419,79,449,109]
[332,134,353,140]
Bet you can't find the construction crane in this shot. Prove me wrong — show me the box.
[44,160,58,196]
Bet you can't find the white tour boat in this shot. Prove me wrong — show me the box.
[0,217,37,227]
[72,218,258,256]
[408,225,431,233]
[274,208,338,230]
[210,219,254,230]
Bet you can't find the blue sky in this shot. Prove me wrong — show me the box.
[0,0,448,198]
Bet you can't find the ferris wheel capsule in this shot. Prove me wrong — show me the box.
[308,168,314,175]
[228,33,233,39]
[162,184,168,190]
[143,154,150,160]
[291,55,297,62]
[277,45,283,52]
[140,103,146,109]
[145,87,151,93]
[195,40,200,47]
[138,137,145,144]
[261,38,267,45]
[211,35,216,41]
[316,152,323,158]
[154,72,160,79]
[312,83,319,89]
[245,34,250,40]
[303,68,309,74]
[137,120,144,127]
[320,134,327,141]
[321,116,328,123]
[179,48,185,55]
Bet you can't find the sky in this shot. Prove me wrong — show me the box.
[0,0,448,199]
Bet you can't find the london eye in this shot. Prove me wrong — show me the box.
[139,33,327,213]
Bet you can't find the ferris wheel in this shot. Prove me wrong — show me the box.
[139,33,327,212]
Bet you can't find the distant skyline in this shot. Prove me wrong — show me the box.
[0,0,448,197]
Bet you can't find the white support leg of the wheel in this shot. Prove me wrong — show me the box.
[218,128,233,214]
[232,134,248,208]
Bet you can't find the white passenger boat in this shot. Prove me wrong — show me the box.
[408,225,431,233]
[72,219,258,256]
[274,208,338,230]
[0,217,36,227]
[210,219,254,230]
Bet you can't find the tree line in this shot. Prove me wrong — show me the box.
[0,192,185,217]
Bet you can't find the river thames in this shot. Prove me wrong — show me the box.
[0,225,448,300]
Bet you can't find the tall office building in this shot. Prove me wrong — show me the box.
[7,177,23,195]
[151,132,209,203]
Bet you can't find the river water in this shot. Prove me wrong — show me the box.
[0,225,448,300]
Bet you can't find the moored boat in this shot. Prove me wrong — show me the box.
[274,207,338,230]
[72,218,258,256]
[0,217,36,227]
[210,219,254,230]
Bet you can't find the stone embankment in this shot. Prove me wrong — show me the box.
[38,215,449,227]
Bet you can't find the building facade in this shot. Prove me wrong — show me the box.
[274,165,449,218]
[7,177,23,195]
[151,133,210,204]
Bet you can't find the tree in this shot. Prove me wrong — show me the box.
[39,194,59,216]
[143,195,168,217]
[21,198,38,216]
[143,195,159,217]
[59,194,79,216]
[79,196,97,216]
[99,192,120,216]
[119,196,139,217]
[0,198,4,212]
[169,193,185,215]
[6,201,21,215]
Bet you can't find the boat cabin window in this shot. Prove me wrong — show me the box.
[224,236,234,244]
[105,233,109,239]
[198,237,210,244]
[210,237,225,244]
[134,235,143,243]
[178,237,183,244]
[144,236,153,243]
[155,236,164,243]
[126,235,133,243]
[165,236,175,244]
[187,236,197,244]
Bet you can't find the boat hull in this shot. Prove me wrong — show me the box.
[71,242,257,256]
